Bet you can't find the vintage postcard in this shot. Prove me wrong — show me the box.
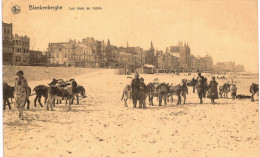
[2,0,259,156]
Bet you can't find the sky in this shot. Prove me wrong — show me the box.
[3,0,259,72]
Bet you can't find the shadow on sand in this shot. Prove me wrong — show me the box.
[4,120,41,127]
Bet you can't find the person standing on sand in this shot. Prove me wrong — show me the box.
[131,73,140,108]
[191,77,197,93]
[138,78,146,108]
[14,70,30,120]
[197,72,206,98]
[231,84,237,100]
[196,77,204,104]
[207,76,218,104]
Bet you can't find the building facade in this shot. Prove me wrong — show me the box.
[29,50,47,65]
[192,55,213,72]
[2,22,13,65]
[12,34,30,66]
[236,65,244,72]
[214,62,244,72]
[156,50,179,73]
[167,42,191,71]
[48,38,106,68]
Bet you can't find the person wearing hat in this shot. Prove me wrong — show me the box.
[196,77,204,104]
[196,72,207,98]
[181,79,189,104]
[207,76,218,104]
[231,84,237,100]
[14,70,30,120]
[131,72,140,108]
[138,77,146,108]
[191,77,197,93]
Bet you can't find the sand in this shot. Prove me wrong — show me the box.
[3,67,259,157]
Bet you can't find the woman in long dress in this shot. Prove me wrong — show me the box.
[14,70,29,120]
[207,76,218,104]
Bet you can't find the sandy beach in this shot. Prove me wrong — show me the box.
[3,67,259,157]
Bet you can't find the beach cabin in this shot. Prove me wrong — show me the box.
[137,64,155,74]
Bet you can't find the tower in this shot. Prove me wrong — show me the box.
[107,38,110,46]
[150,41,154,53]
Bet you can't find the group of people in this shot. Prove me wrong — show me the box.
[195,72,218,104]
[130,72,239,107]
[9,70,85,119]
[195,72,238,104]
[9,70,241,119]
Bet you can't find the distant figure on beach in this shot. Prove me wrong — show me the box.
[207,76,218,104]
[191,77,197,93]
[131,73,140,108]
[250,83,258,102]
[196,77,204,104]
[196,72,207,98]
[231,84,237,100]
[138,78,146,108]
[181,79,189,104]
[14,70,30,120]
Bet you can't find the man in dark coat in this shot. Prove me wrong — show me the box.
[138,78,146,108]
[196,77,204,104]
[197,72,207,98]
[197,73,205,82]
[131,73,140,108]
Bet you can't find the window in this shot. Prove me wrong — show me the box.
[59,48,61,51]
[64,53,67,58]
[57,54,59,58]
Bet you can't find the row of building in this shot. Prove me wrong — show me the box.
[2,22,244,73]
[214,61,244,72]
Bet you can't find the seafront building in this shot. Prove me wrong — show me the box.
[2,22,13,65]
[2,22,46,66]
[2,21,245,73]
